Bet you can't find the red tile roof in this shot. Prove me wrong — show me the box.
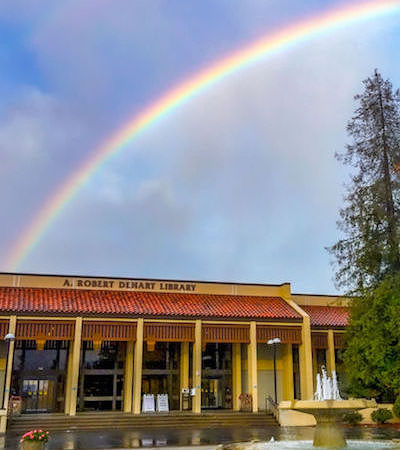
[302,305,348,328]
[0,287,302,321]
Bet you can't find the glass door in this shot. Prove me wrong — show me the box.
[22,379,55,413]
[201,378,219,408]
[201,343,232,409]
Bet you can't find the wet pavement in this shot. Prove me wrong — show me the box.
[3,426,400,449]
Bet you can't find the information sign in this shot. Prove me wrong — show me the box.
[142,394,155,412]
[157,394,169,412]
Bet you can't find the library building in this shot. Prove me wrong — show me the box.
[0,272,348,431]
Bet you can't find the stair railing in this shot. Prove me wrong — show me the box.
[265,395,280,423]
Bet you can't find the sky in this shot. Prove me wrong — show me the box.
[0,0,399,294]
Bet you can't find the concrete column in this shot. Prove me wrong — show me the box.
[247,322,258,412]
[299,317,313,400]
[0,316,16,433]
[180,342,189,410]
[282,343,294,401]
[192,320,202,413]
[312,348,318,382]
[232,343,242,411]
[64,342,74,414]
[133,319,144,414]
[123,340,135,412]
[326,330,336,375]
[68,317,82,416]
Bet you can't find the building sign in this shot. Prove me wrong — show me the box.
[61,277,197,293]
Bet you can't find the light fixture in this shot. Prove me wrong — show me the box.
[4,333,15,342]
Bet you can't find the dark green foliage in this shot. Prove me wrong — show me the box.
[343,273,400,399]
[393,396,400,418]
[342,411,363,425]
[328,70,400,292]
[329,71,400,400]
[371,408,393,424]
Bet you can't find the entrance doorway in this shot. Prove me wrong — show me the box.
[142,342,180,410]
[201,343,232,409]
[11,340,69,413]
[79,341,125,411]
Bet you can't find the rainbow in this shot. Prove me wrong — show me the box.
[6,0,400,270]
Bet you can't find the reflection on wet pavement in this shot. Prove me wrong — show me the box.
[3,426,400,449]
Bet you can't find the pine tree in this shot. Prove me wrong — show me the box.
[329,70,400,292]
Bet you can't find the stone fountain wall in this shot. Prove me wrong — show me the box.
[278,402,400,426]
[278,402,316,426]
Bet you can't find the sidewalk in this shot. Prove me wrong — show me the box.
[2,426,283,449]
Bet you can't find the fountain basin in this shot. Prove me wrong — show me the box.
[218,441,400,449]
[279,399,377,448]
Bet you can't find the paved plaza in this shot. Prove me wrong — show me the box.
[3,426,400,450]
[2,427,301,450]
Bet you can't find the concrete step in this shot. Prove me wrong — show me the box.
[8,412,278,433]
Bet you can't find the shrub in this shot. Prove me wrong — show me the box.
[342,411,363,425]
[393,396,400,419]
[371,408,393,424]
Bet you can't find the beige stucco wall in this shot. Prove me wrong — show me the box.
[0,273,292,297]
[257,344,283,408]
[0,273,348,308]
[292,293,349,307]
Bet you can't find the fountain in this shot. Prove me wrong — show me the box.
[217,368,394,450]
[279,366,376,448]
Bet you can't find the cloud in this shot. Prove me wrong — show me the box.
[0,87,96,257]
[1,0,399,294]
[0,89,65,162]
[29,176,192,277]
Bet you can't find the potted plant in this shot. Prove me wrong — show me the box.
[20,430,49,449]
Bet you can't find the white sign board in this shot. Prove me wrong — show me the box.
[157,394,169,412]
[142,394,155,413]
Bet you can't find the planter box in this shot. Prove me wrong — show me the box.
[21,441,45,450]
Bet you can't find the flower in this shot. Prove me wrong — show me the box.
[21,429,50,443]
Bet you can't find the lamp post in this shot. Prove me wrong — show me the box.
[3,333,16,408]
[267,337,281,404]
